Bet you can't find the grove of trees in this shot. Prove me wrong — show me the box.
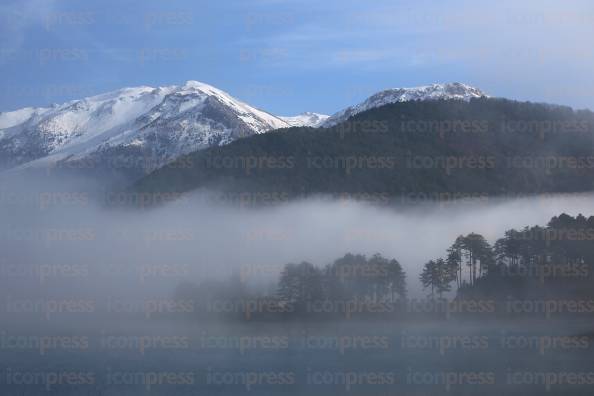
[277,253,406,308]
[173,213,594,320]
[420,213,594,300]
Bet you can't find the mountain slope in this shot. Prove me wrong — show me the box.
[322,82,488,127]
[0,81,489,179]
[0,81,290,175]
[132,97,594,206]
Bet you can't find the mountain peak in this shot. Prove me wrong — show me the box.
[181,80,218,92]
[323,82,488,127]
[280,112,330,127]
[182,80,204,88]
[0,80,289,173]
[379,82,487,100]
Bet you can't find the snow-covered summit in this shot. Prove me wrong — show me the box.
[0,80,290,172]
[0,80,489,177]
[280,112,330,127]
[322,83,488,127]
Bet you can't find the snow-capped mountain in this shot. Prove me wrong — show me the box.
[322,83,488,127]
[0,81,290,173]
[0,80,489,178]
[280,112,329,127]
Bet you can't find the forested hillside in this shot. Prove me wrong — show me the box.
[133,98,594,203]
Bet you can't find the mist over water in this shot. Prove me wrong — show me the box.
[2,175,594,395]
[2,175,594,300]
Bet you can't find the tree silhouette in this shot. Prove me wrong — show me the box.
[420,258,456,298]
[447,239,464,288]
[447,233,494,286]
[386,258,407,301]
[277,261,323,307]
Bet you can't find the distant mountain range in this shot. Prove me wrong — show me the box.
[4,79,594,204]
[0,81,487,179]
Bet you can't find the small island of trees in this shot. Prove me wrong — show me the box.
[174,213,594,321]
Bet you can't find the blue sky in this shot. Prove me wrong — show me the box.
[1,0,594,115]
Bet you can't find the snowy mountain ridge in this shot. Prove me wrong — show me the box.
[0,81,488,177]
[280,112,330,127]
[322,82,488,127]
[0,81,290,173]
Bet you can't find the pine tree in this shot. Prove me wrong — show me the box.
[420,258,456,298]
[277,262,323,306]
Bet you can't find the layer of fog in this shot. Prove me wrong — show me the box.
[2,175,594,308]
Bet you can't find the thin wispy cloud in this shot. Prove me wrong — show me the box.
[1,0,594,114]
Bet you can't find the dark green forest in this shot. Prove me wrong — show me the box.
[133,98,594,204]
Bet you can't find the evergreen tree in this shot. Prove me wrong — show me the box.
[277,262,323,306]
